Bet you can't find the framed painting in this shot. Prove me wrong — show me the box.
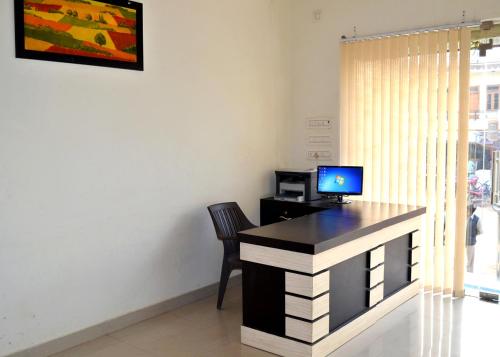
[14,0,143,71]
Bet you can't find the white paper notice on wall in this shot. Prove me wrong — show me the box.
[308,135,332,146]
[306,117,333,129]
[307,151,332,161]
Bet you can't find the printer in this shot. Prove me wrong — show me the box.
[274,169,321,202]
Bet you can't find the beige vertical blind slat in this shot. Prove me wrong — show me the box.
[417,33,433,288]
[372,40,383,203]
[454,28,471,298]
[407,35,419,206]
[425,32,439,290]
[434,31,449,292]
[417,34,430,207]
[347,43,357,164]
[389,38,401,203]
[398,36,410,205]
[357,42,365,169]
[364,41,374,201]
[353,42,360,165]
[381,39,391,203]
[340,43,349,165]
[444,30,459,294]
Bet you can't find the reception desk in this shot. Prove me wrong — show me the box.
[238,200,426,357]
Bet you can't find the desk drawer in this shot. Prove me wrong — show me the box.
[285,293,329,320]
[285,315,329,343]
[368,264,384,288]
[285,271,329,298]
[409,264,419,281]
[368,283,384,307]
[410,231,421,248]
[409,247,420,265]
[368,245,385,269]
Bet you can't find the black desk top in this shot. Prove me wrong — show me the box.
[238,200,426,254]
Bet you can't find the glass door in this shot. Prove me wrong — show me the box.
[465,40,500,297]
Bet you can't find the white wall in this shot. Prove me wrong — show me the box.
[288,0,500,169]
[0,0,291,355]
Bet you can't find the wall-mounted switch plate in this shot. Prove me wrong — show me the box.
[313,9,322,22]
[307,150,332,161]
[308,135,332,146]
[307,117,332,129]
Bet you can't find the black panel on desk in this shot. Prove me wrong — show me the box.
[383,234,411,297]
[329,252,369,331]
[260,198,324,226]
[242,262,285,336]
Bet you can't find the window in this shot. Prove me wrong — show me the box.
[470,86,480,119]
[487,85,500,111]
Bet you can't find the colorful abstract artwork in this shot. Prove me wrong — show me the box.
[15,0,143,70]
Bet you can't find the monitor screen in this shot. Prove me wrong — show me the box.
[317,166,363,195]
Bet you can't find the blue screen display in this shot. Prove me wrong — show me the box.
[317,166,363,194]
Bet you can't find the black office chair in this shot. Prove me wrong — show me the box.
[207,202,257,309]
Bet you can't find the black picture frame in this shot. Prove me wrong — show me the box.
[14,0,144,71]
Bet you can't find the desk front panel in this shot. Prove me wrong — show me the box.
[242,233,416,339]
[241,217,422,356]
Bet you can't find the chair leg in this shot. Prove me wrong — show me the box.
[217,257,232,310]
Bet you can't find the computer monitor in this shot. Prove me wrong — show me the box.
[317,166,363,204]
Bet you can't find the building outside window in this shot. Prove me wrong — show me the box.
[470,86,480,119]
[486,85,500,111]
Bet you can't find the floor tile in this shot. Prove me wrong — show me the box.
[83,342,151,357]
[110,311,186,347]
[204,341,275,357]
[52,285,500,357]
[50,336,121,357]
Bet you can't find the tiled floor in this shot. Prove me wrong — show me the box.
[52,286,500,357]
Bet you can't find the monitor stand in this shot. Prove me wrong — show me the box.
[336,195,352,204]
[324,195,352,204]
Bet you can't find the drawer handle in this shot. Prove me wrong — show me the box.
[279,216,292,221]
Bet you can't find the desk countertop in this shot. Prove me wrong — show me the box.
[238,201,426,254]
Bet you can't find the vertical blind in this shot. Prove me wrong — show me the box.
[340,29,471,296]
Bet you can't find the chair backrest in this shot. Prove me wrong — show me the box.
[207,202,255,241]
